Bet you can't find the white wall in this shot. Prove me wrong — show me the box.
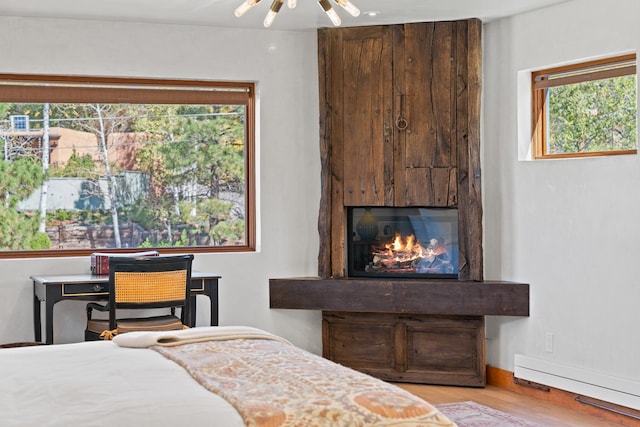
[483,0,640,382]
[0,16,323,352]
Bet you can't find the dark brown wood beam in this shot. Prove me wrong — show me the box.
[270,277,529,316]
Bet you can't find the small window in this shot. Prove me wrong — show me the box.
[532,54,637,159]
[10,114,29,131]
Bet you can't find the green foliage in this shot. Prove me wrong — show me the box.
[134,104,245,197]
[0,100,247,251]
[0,157,44,250]
[0,157,44,206]
[138,238,155,248]
[29,232,51,250]
[130,104,246,245]
[0,207,40,250]
[200,198,235,219]
[0,103,44,119]
[548,75,637,154]
[50,210,72,222]
[210,219,245,245]
[176,229,190,247]
[51,150,96,178]
[47,209,111,225]
[137,237,175,247]
[0,104,10,121]
[127,194,176,237]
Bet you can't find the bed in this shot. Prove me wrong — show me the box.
[0,326,456,426]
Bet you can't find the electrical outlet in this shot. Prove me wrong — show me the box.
[545,332,553,353]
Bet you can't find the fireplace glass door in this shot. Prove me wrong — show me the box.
[347,207,459,279]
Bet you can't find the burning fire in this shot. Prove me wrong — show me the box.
[384,233,426,262]
[371,233,448,272]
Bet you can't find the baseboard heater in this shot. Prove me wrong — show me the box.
[514,354,640,411]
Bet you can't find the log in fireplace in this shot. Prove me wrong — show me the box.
[347,207,459,279]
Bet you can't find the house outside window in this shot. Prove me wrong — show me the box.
[0,75,255,257]
[531,54,637,159]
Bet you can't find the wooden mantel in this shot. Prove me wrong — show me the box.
[269,277,529,316]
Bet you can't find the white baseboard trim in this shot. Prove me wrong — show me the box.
[514,354,640,410]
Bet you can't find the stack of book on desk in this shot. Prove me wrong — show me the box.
[90,250,160,275]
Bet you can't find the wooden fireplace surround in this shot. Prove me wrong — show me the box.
[269,19,530,387]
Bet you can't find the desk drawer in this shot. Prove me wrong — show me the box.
[62,283,109,297]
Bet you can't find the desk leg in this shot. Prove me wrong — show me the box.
[33,292,42,343]
[189,296,197,328]
[45,289,56,345]
[188,278,219,327]
[210,281,218,326]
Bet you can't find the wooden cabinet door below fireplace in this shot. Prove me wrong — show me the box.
[322,312,486,387]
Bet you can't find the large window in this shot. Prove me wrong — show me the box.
[532,54,637,159]
[0,74,255,257]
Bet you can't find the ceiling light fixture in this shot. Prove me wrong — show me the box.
[234,0,360,28]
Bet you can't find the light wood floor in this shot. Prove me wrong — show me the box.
[396,383,631,427]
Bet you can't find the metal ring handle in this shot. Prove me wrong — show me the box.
[396,117,408,130]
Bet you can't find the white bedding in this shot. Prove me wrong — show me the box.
[0,340,245,427]
[0,327,454,427]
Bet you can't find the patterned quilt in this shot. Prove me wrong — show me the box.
[153,337,456,427]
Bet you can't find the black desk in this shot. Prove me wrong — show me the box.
[31,272,220,344]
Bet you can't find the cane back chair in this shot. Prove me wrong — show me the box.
[85,254,194,340]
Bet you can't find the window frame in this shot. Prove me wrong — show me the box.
[531,53,637,159]
[0,73,256,258]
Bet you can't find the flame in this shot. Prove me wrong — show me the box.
[381,233,428,262]
[369,233,452,274]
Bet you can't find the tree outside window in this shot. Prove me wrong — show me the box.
[532,54,637,159]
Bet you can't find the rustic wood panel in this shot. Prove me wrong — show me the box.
[396,22,457,207]
[455,20,471,280]
[341,27,391,207]
[448,167,458,206]
[324,316,396,370]
[392,25,407,206]
[406,315,485,386]
[404,22,453,169]
[269,277,530,316]
[381,27,395,207]
[329,28,346,278]
[455,18,483,281]
[394,322,408,372]
[322,312,485,386]
[449,22,459,184]
[317,29,332,278]
[466,19,484,281]
[323,28,347,278]
[405,166,453,206]
[407,318,480,370]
